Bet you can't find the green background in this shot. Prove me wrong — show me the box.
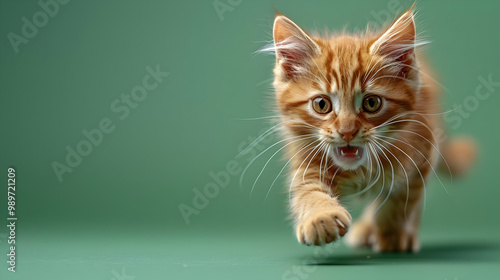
[1,0,499,279]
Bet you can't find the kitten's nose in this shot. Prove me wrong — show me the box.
[338,128,358,143]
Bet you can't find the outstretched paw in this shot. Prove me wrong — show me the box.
[296,208,352,246]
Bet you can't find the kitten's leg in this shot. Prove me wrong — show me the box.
[346,204,376,248]
[291,184,352,246]
[371,183,424,252]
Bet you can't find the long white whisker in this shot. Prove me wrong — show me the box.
[239,134,313,186]
[328,166,341,191]
[367,142,385,209]
[370,140,395,214]
[232,115,282,121]
[377,134,445,196]
[370,111,416,131]
[374,135,429,216]
[289,140,325,202]
[265,139,320,200]
[237,122,285,158]
[319,142,329,184]
[373,119,436,139]
[251,135,318,197]
[371,137,410,219]
[302,140,327,183]
[379,128,452,185]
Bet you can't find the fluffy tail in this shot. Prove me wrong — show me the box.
[439,136,477,177]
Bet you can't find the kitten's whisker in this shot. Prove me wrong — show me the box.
[376,134,448,196]
[319,142,329,184]
[302,140,327,184]
[373,118,434,135]
[329,166,342,191]
[239,134,314,187]
[370,110,437,132]
[232,115,282,121]
[345,143,381,198]
[379,128,452,185]
[361,144,376,192]
[238,118,321,160]
[287,143,322,201]
[374,118,440,148]
[367,147,373,181]
[251,135,318,198]
[321,142,331,183]
[289,140,324,202]
[374,136,425,211]
[369,140,395,214]
[237,121,285,158]
[395,61,449,92]
[373,135,429,216]
[368,143,382,193]
[374,115,438,140]
[295,121,323,130]
[265,140,319,201]
[366,141,385,209]
[371,137,411,219]
[283,120,323,132]
[370,111,416,131]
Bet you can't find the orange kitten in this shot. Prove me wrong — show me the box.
[268,8,475,252]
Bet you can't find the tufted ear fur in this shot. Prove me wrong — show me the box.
[272,14,321,79]
[370,8,417,76]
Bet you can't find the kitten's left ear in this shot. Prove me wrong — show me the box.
[370,8,416,64]
[273,13,321,79]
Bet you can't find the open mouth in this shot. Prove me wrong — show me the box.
[337,145,363,159]
[331,145,365,169]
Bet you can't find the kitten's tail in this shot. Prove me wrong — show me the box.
[439,136,477,177]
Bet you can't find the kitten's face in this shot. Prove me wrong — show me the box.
[272,12,419,170]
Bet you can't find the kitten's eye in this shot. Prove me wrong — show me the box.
[312,96,332,114]
[362,95,382,113]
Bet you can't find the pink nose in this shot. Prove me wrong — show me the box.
[338,129,358,143]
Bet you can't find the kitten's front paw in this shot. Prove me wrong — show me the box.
[296,208,352,246]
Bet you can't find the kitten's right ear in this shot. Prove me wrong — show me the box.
[273,14,321,79]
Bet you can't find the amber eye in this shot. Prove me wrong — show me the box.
[362,95,382,113]
[312,96,332,114]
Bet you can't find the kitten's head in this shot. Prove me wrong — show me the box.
[270,8,423,171]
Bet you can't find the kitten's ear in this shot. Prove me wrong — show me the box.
[370,8,416,64]
[273,14,321,78]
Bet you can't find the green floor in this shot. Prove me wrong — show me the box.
[1,225,499,280]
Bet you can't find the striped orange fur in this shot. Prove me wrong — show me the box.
[268,8,475,252]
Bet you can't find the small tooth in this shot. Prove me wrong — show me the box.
[355,149,359,156]
[340,150,345,156]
